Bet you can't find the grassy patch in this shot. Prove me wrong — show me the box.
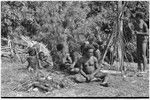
[1,58,149,97]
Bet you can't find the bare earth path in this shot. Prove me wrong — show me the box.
[1,58,149,97]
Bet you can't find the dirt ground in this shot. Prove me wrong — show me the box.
[1,58,149,97]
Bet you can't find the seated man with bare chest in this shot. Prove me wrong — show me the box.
[75,45,109,87]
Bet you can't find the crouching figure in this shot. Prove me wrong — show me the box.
[38,51,53,71]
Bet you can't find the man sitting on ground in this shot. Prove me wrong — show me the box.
[75,45,109,87]
[56,43,72,71]
[69,51,82,74]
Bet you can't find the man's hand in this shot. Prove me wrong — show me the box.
[89,75,94,81]
[86,75,94,82]
[70,64,74,69]
[28,67,34,72]
[86,76,91,82]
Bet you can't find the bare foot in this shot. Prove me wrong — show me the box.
[137,73,143,77]
[100,83,109,87]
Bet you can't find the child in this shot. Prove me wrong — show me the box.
[38,52,53,70]
[26,47,38,72]
[75,45,109,87]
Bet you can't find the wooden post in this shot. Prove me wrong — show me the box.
[118,1,125,74]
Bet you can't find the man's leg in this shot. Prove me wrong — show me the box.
[59,63,66,70]
[95,72,109,86]
[136,50,144,77]
[75,74,86,83]
[136,38,145,77]
[142,41,148,72]
[70,68,80,74]
[137,37,142,72]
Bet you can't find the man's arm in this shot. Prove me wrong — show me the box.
[26,58,30,68]
[143,20,149,35]
[91,57,101,76]
[43,56,53,67]
[128,22,135,34]
[80,67,88,79]
[42,56,48,61]
[70,52,82,68]
[78,59,88,79]
[22,55,29,64]
[66,55,72,64]
[136,32,148,35]
[136,20,149,35]
[70,61,76,68]
[47,56,54,66]
[95,50,101,64]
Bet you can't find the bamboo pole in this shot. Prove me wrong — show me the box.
[100,31,114,64]
[118,1,126,78]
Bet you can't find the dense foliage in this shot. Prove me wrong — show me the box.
[1,1,149,62]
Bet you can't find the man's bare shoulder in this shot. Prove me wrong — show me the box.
[91,56,98,61]
[78,56,85,62]
[76,56,87,64]
[95,49,101,54]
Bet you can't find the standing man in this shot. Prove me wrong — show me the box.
[129,12,149,75]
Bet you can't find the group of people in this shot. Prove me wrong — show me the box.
[56,37,109,87]
[25,11,148,88]
[25,45,53,73]
[24,35,109,87]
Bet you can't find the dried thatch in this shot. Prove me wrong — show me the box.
[20,36,49,53]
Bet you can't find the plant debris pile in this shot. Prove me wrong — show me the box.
[15,70,77,93]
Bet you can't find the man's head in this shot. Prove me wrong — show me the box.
[56,43,64,51]
[93,43,99,50]
[88,35,95,44]
[28,47,36,56]
[135,12,143,20]
[84,45,94,58]
[84,41,89,45]
[38,51,45,60]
